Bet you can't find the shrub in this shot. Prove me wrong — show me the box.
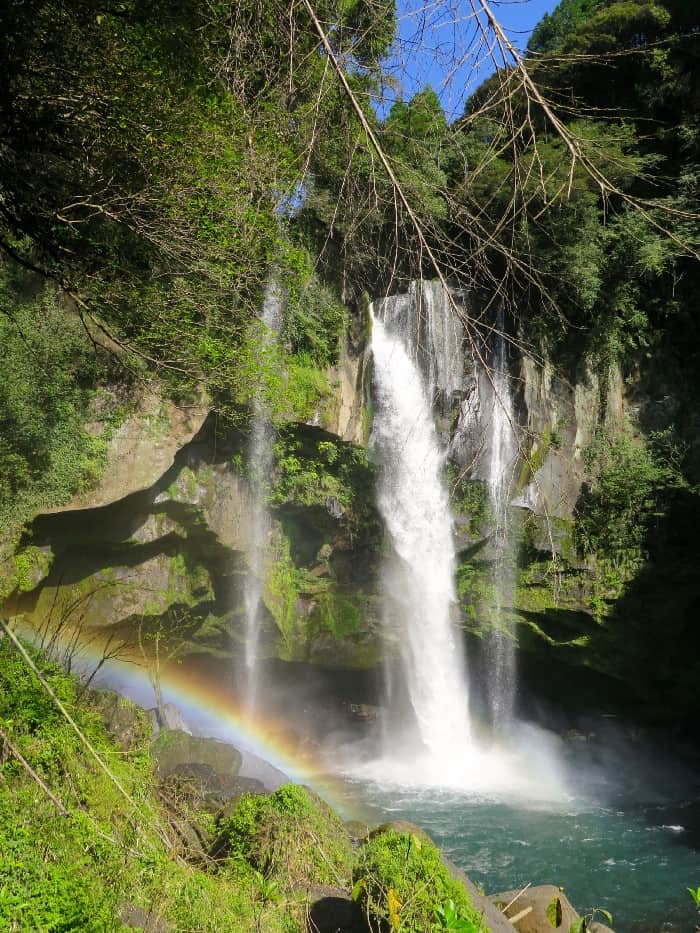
[352,830,484,932]
[215,784,353,887]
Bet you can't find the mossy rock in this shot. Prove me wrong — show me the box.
[353,829,485,932]
[214,783,353,887]
[368,820,433,844]
[361,825,517,932]
[151,729,242,782]
[87,689,150,751]
[345,819,371,843]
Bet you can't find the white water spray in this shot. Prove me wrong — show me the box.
[243,281,282,711]
[369,304,472,776]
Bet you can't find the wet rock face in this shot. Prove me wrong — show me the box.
[517,354,625,521]
[5,411,384,687]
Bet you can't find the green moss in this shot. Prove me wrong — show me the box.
[284,353,336,423]
[11,546,53,593]
[265,532,303,659]
[457,562,493,623]
[518,423,552,489]
[270,430,376,530]
[312,591,363,638]
[353,830,484,932]
[151,729,242,779]
[278,248,347,368]
[447,470,491,537]
[216,784,353,887]
[362,394,374,446]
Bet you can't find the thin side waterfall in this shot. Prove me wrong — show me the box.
[243,281,282,711]
[369,302,472,776]
[484,308,518,730]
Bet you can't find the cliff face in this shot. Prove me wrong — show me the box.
[4,286,699,732]
[454,327,700,732]
[5,375,383,681]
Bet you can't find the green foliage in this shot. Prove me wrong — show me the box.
[11,546,53,594]
[569,907,614,932]
[0,0,397,456]
[447,470,491,537]
[0,637,322,931]
[575,428,688,564]
[546,895,564,927]
[329,0,396,66]
[528,0,602,53]
[353,830,483,932]
[299,82,454,291]
[0,270,125,543]
[384,87,450,219]
[573,426,694,617]
[435,898,483,931]
[252,867,280,905]
[271,431,374,516]
[265,532,305,656]
[215,784,353,887]
[0,638,151,930]
[278,250,347,366]
[453,0,700,380]
[283,354,336,424]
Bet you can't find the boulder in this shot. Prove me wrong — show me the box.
[151,729,242,784]
[88,690,149,750]
[368,819,433,844]
[344,819,371,843]
[47,387,208,513]
[491,885,614,933]
[148,703,191,737]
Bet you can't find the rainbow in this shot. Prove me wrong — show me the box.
[10,619,351,814]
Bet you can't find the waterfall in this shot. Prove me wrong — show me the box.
[243,281,282,711]
[351,282,565,798]
[374,280,464,413]
[483,307,518,730]
[369,294,471,776]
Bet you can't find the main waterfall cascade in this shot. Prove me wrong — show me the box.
[359,281,564,796]
[242,281,282,711]
[369,302,472,774]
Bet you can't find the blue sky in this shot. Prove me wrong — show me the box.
[376,0,561,120]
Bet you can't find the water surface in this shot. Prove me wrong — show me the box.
[339,777,700,932]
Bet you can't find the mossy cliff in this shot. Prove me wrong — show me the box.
[4,284,700,733]
[4,393,383,683]
[451,337,700,733]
